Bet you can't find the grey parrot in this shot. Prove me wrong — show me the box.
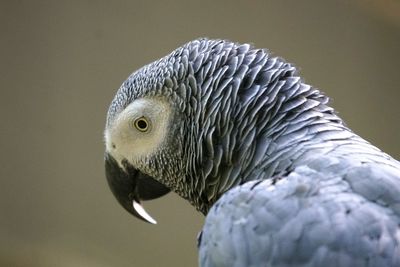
[104,39,400,266]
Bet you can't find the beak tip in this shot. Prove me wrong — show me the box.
[132,200,157,225]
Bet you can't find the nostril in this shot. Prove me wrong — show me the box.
[112,143,116,149]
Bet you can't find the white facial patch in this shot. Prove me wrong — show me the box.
[104,98,171,167]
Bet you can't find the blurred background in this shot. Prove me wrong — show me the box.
[0,0,399,266]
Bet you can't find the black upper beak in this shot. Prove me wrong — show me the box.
[105,153,170,224]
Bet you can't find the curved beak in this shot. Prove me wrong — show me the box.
[105,153,170,224]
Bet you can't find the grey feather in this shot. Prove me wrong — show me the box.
[200,157,400,267]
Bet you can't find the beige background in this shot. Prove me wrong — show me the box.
[1,1,399,266]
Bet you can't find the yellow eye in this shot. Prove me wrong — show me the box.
[134,117,150,132]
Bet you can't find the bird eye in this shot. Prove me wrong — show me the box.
[134,117,150,132]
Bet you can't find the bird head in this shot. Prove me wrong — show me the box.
[104,38,320,223]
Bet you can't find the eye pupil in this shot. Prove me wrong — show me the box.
[137,120,147,129]
[134,117,149,132]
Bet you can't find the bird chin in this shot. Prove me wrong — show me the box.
[105,153,170,224]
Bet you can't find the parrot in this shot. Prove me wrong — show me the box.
[104,38,400,266]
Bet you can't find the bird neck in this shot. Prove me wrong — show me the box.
[183,76,350,214]
[172,42,377,214]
